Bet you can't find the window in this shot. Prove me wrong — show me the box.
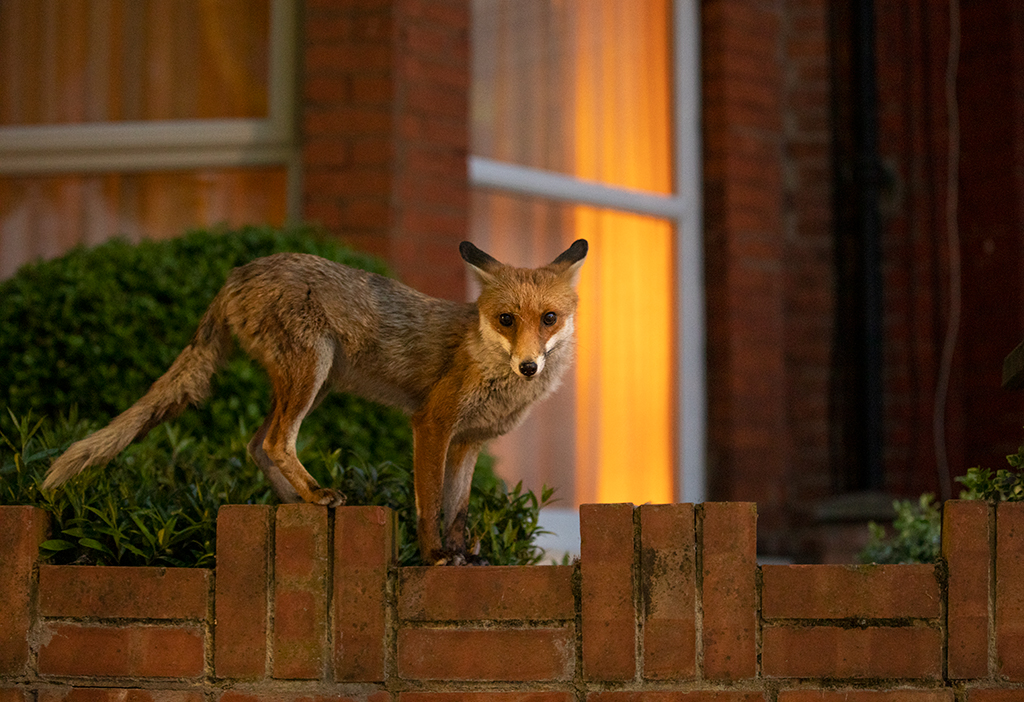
[0,0,298,279]
[469,0,704,546]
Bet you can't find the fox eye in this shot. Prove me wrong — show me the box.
[498,313,514,327]
[543,312,557,326]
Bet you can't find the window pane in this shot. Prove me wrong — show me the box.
[471,0,672,194]
[0,167,287,278]
[471,189,675,507]
[0,0,270,125]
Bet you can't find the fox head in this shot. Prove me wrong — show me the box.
[461,239,588,379]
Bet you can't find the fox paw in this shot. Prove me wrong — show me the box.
[430,549,489,566]
[310,487,347,507]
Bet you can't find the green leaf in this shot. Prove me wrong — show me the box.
[39,539,75,552]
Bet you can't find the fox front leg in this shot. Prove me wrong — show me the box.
[411,413,452,564]
[442,440,484,564]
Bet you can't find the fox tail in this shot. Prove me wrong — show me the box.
[41,298,233,491]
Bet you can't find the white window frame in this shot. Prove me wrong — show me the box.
[469,0,705,558]
[0,0,301,218]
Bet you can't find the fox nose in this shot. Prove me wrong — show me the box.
[519,360,538,377]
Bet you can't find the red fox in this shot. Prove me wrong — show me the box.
[43,239,588,564]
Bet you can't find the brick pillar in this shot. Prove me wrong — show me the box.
[302,0,469,300]
[701,2,789,547]
[0,506,48,674]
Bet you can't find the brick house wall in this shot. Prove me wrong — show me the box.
[701,0,1024,559]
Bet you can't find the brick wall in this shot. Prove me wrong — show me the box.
[302,0,469,301]
[3,501,1024,699]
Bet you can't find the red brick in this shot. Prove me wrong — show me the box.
[761,563,940,619]
[39,690,205,702]
[968,692,1024,702]
[701,502,757,680]
[762,625,942,678]
[38,565,209,619]
[273,504,329,679]
[397,627,572,681]
[137,627,207,677]
[588,694,765,702]
[780,693,952,702]
[0,690,26,702]
[333,506,395,682]
[639,503,696,680]
[942,500,991,679]
[401,695,571,702]
[0,506,48,674]
[580,503,636,681]
[219,693,389,702]
[38,624,204,678]
[997,502,1024,679]
[215,505,271,679]
[399,566,574,621]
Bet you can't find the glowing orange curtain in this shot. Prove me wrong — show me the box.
[572,0,674,505]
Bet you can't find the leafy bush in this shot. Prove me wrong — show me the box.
[0,225,411,466]
[1,410,554,567]
[858,441,1024,564]
[858,494,941,565]
[955,443,1024,501]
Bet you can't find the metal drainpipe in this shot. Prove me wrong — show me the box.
[852,0,885,490]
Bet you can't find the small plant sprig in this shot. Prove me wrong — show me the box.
[858,494,941,565]
[955,441,1024,502]
[859,439,1024,564]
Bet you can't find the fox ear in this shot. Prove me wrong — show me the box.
[460,241,502,285]
[549,239,588,286]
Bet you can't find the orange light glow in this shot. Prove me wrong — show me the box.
[572,0,674,505]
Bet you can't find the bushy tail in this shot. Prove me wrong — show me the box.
[42,299,233,491]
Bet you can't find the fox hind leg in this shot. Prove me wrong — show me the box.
[259,340,345,507]
[247,398,301,503]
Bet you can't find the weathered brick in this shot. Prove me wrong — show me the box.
[38,624,204,678]
[397,628,573,681]
[0,690,26,702]
[997,502,1024,680]
[215,504,271,679]
[273,504,329,680]
[400,695,571,702]
[218,692,389,702]
[779,692,952,702]
[399,565,574,621]
[761,564,940,619]
[942,499,991,679]
[968,691,1024,702]
[588,693,765,701]
[580,503,636,681]
[701,502,757,680]
[639,503,696,680]
[39,690,204,702]
[763,625,942,679]
[39,565,209,619]
[333,506,395,682]
[0,506,48,674]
